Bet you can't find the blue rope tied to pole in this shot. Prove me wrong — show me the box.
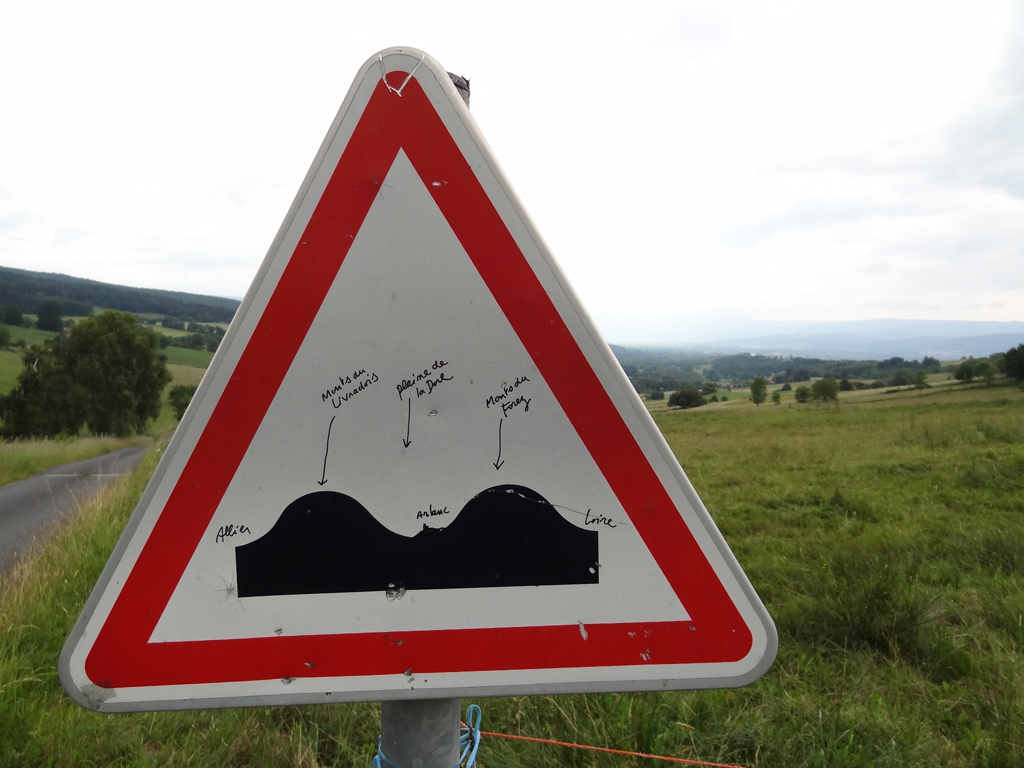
[373,704,482,768]
[460,704,483,768]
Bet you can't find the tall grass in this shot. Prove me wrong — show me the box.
[1,385,1022,766]
[0,444,381,768]
[0,436,151,488]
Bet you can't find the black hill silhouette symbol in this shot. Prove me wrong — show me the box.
[235,484,599,598]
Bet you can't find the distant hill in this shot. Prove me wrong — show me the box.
[598,316,1024,360]
[686,331,1024,361]
[0,265,239,323]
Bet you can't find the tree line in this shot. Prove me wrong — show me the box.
[148,318,226,353]
[616,345,1009,397]
[656,344,1024,410]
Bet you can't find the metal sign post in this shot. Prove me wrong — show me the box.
[378,71,470,768]
[379,698,461,768]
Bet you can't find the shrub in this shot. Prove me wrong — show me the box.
[750,376,768,406]
[794,385,812,403]
[890,368,914,386]
[2,305,22,326]
[811,378,840,402]
[668,386,706,409]
[955,360,976,383]
[1002,343,1024,381]
[168,384,199,420]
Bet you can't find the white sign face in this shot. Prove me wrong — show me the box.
[61,48,776,713]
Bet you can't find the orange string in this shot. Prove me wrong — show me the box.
[476,729,748,768]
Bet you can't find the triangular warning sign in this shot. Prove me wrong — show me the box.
[61,48,776,712]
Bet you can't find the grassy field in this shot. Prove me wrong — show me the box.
[0,323,58,347]
[166,362,207,385]
[0,349,24,395]
[161,346,214,368]
[1,382,1023,766]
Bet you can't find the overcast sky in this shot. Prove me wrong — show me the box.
[1,1,1021,343]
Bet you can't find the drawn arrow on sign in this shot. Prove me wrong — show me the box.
[493,418,505,470]
[402,398,412,448]
[318,415,336,486]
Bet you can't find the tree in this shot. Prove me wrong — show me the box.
[700,382,717,395]
[890,368,913,387]
[648,390,664,400]
[1002,344,1024,381]
[811,378,840,402]
[2,305,22,326]
[771,390,782,405]
[794,385,812,403]
[0,344,87,437]
[954,360,976,383]
[839,378,854,391]
[668,386,707,409]
[750,376,768,406]
[780,383,792,391]
[0,311,171,437]
[974,360,995,386]
[168,384,198,420]
[913,370,930,390]
[36,298,64,332]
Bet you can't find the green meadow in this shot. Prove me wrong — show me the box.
[0,323,58,347]
[161,345,214,368]
[1,382,1023,766]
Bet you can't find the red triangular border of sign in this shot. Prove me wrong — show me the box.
[86,73,753,689]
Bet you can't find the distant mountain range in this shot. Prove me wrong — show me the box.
[596,316,1024,361]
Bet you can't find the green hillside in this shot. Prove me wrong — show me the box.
[0,265,239,323]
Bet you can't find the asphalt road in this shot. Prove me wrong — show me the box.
[0,444,151,571]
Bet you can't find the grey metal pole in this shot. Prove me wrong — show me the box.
[380,698,462,768]
[378,69,471,768]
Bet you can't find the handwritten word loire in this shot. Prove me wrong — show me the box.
[323,370,379,408]
[396,359,452,401]
[416,504,451,520]
[584,509,617,529]
[215,523,252,543]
